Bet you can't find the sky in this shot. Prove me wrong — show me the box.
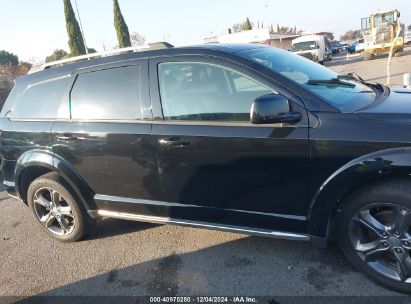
[1,0,411,63]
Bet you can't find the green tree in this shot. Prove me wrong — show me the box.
[87,48,97,54]
[0,60,31,107]
[113,0,131,48]
[130,32,146,46]
[275,24,295,34]
[45,47,96,63]
[232,22,243,33]
[340,30,362,41]
[45,49,69,63]
[0,50,18,66]
[64,0,86,56]
[242,17,252,31]
[18,62,32,74]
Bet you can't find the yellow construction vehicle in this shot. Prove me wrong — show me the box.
[361,9,404,60]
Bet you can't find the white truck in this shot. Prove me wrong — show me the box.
[291,35,326,64]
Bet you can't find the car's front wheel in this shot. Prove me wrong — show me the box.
[27,172,95,242]
[338,180,411,293]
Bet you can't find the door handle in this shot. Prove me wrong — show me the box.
[158,137,190,147]
[56,134,78,142]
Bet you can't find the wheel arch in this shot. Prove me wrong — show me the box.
[308,147,411,247]
[15,150,96,212]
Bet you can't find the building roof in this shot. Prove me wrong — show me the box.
[270,33,301,40]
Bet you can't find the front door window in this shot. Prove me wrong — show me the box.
[158,62,276,122]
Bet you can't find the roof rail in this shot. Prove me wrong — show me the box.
[28,42,174,74]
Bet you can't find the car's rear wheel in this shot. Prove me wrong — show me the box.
[27,172,95,242]
[337,180,411,293]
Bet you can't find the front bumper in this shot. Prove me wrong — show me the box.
[294,52,318,62]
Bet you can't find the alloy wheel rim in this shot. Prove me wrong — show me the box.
[33,187,75,237]
[349,203,411,283]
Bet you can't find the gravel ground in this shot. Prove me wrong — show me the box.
[0,193,407,298]
[326,45,411,86]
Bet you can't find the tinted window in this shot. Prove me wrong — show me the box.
[158,62,274,121]
[71,65,141,120]
[11,76,70,119]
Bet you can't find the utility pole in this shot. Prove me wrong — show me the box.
[265,4,269,29]
[73,0,89,54]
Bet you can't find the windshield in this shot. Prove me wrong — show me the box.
[375,13,394,26]
[239,47,377,112]
[291,41,317,52]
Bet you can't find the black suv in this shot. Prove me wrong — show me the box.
[1,43,411,292]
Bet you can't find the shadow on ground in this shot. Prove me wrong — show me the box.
[14,230,385,299]
[86,218,159,241]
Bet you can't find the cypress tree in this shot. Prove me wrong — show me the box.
[242,17,252,31]
[113,0,131,48]
[63,0,86,56]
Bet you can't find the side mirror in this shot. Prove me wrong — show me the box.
[250,94,302,125]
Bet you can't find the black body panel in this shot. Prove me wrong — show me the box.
[1,43,411,247]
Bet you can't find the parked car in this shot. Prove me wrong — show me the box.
[355,38,365,53]
[347,41,357,53]
[291,35,327,64]
[2,44,411,293]
[325,47,333,61]
[347,39,365,54]
[340,43,349,51]
[330,42,342,54]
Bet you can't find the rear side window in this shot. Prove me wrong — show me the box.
[11,77,69,119]
[70,65,142,120]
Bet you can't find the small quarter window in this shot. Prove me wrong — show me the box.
[71,65,142,120]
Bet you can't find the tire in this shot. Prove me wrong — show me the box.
[394,49,404,57]
[27,172,95,242]
[337,180,411,293]
[364,52,374,61]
